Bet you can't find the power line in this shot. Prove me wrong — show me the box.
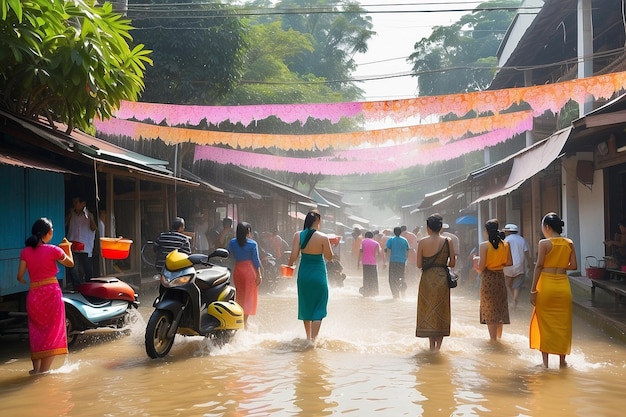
[124,3,541,19]
[233,46,626,85]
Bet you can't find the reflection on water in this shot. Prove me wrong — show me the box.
[1,273,626,416]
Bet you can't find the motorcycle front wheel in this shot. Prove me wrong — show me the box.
[211,329,236,347]
[65,309,80,347]
[145,310,176,358]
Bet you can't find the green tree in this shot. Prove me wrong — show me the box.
[409,0,520,96]
[223,21,347,105]
[0,0,151,132]
[278,0,375,100]
[128,0,248,104]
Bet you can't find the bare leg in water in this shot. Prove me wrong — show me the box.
[487,323,503,341]
[542,352,568,368]
[303,320,322,341]
[30,356,55,375]
[429,336,444,351]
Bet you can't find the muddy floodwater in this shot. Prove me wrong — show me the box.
[1,272,626,416]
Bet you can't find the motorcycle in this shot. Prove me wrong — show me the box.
[259,250,280,293]
[145,248,244,359]
[63,277,139,346]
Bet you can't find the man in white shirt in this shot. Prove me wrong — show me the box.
[503,224,532,309]
[66,196,98,288]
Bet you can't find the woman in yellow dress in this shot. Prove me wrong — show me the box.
[529,212,578,368]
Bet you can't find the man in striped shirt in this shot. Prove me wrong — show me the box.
[155,217,191,272]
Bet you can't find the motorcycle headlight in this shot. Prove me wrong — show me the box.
[160,270,194,288]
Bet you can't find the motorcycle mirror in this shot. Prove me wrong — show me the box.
[188,253,209,265]
[208,248,229,259]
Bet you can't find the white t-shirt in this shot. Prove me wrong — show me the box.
[67,209,96,256]
[503,233,529,277]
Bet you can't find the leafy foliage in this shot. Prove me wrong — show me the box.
[222,21,346,105]
[409,0,520,96]
[0,0,152,132]
[128,0,247,104]
[278,0,374,100]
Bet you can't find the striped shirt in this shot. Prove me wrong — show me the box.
[155,231,191,271]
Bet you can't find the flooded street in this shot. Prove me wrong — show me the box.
[1,272,626,416]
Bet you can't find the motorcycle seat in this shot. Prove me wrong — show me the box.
[195,268,229,287]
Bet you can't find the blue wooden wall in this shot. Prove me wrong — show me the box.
[0,165,65,296]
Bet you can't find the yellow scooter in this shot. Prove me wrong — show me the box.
[145,248,244,358]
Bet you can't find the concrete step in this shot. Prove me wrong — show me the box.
[570,274,626,342]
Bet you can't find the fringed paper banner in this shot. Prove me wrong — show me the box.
[112,71,626,126]
[95,110,533,151]
[193,125,529,175]
[332,117,532,161]
[362,71,626,121]
[113,100,362,126]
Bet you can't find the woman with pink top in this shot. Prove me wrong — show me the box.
[358,231,385,296]
[17,218,74,375]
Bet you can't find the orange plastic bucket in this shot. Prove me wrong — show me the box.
[280,265,295,278]
[328,234,341,245]
[100,237,133,260]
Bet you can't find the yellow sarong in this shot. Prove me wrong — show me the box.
[529,238,573,355]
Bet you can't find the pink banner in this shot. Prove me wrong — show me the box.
[95,110,533,151]
[114,100,362,126]
[112,71,626,126]
[193,123,531,175]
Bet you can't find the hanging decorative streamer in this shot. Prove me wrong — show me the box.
[110,71,626,126]
[193,120,532,175]
[113,100,362,127]
[96,71,626,174]
[95,110,533,151]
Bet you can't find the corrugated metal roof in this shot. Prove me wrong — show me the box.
[0,151,74,174]
[0,110,194,185]
[492,0,625,90]
[230,166,314,202]
[180,168,224,194]
[70,128,171,174]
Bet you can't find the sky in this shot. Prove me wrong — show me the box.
[353,1,482,101]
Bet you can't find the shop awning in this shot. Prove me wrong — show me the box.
[230,166,314,203]
[311,189,340,209]
[456,214,478,225]
[289,211,306,220]
[91,156,198,186]
[0,150,75,174]
[314,188,346,208]
[347,214,370,225]
[181,168,224,194]
[0,110,197,186]
[472,126,571,204]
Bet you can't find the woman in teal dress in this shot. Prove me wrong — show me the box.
[287,210,334,341]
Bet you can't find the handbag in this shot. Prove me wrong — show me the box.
[442,239,458,288]
[446,267,458,288]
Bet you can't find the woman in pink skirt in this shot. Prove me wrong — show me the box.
[17,218,74,375]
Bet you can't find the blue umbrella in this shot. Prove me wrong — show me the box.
[456,215,477,225]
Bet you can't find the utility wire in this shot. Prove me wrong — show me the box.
[123,3,541,19]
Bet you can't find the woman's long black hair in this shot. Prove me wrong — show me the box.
[25,218,52,248]
[236,222,252,247]
[485,219,503,249]
[303,210,321,230]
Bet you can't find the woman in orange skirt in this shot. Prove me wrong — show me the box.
[227,222,262,329]
[529,212,578,368]
[17,218,74,375]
